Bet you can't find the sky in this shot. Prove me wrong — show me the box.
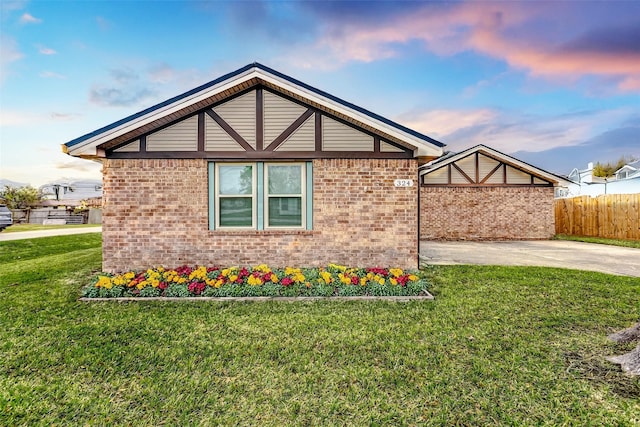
[1,0,639,187]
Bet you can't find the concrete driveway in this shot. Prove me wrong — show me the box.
[0,227,102,242]
[420,240,640,277]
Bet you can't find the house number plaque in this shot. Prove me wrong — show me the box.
[394,179,414,187]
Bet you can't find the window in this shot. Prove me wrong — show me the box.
[210,162,312,230]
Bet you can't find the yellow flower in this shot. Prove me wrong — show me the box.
[390,278,398,286]
[254,264,271,273]
[96,276,112,288]
[389,268,403,278]
[378,278,385,285]
[229,275,238,283]
[248,276,263,286]
[360,277,367,286]
[270,274,279,283]
[320,271,332,284]
[408,274,419,281]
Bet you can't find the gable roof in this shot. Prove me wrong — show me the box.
[63,63,445,158]
[420,144,571,185]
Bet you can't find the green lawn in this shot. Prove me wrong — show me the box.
[555,233,640,249]
[1,234,639,425]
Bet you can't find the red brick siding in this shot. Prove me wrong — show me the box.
[102,158,418,272]
[420,186,555,240]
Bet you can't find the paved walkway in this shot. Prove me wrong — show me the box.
[0,227,102,241]
[420,240,640,277]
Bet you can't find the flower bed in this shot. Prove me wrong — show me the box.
[81,264,429,298]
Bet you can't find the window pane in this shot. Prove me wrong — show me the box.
[219,197,253,227]
[268,165,301,195]
[268,197,302,227]
[219,165,253,195]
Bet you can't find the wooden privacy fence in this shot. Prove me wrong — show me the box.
[555,194,640,240]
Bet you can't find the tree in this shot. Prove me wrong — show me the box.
[0,185,45,209]
[607,322,640,376]
[592,156,636,178]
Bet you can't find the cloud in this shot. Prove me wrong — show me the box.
[89,68,156,107]
[19,12,41,24]
[89,86,155,107]
[96,16,111,31]
[40,71,65,79]
[395,106,633,159]
[54,159,101,172]
[0,1,27,13]
[513,125,640,174]
[286,2,640,92]
[37,45,56,55]
[0,36,23,84]
[50,112,78,121]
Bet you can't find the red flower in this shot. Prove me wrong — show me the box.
[175,265,193,276]
[188,281,206,295]
[351,276,359,285]
[158,282,168,290]
[281,277,293,287]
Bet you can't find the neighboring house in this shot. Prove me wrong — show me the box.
[563,160,640,197]
[420,145,570,240]
[40,179,103,207]
[62,63,565,273]
[615,159,640,181]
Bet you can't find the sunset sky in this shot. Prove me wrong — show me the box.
[1,0,639,187]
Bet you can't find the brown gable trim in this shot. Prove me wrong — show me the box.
[205,109,255,152]
[264,109,314,151]
[107,150,412,160]
[479,162,502,184]
[451,162,474,184]
[256,88,264,151]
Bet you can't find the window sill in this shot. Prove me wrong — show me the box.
[208,229,318,236]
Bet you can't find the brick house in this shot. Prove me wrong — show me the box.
[63,63,567,272]
[63,63,445,272]
[420,145,568,240]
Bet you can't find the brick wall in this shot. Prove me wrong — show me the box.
[102,158,418,272]
[420,186,555,240]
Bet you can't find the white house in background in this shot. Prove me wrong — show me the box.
[615,159,640,180]
[39,179,103,207]
[562,160,640,197]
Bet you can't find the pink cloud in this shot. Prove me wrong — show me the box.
[19,12,41,24]
[297,2,640,92]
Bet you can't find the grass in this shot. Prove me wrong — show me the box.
[555,233,640,249]
[1,234,639,425]
[3,223,101,233]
